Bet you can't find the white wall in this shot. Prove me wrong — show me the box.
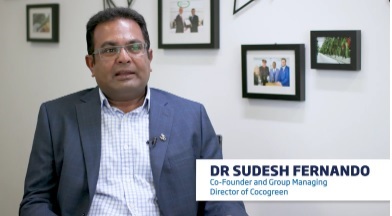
[0,0,389,215]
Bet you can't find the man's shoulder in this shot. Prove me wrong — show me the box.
[43,87,97,107]
[150,88,201,108]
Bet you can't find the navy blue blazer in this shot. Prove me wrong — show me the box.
[19,87,247,216]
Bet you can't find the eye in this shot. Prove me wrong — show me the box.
[127,43,143,52]
[101,47,118,54]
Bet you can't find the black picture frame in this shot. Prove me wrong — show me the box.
[233,0,254,15]
[26,4,59,43]
[158,0,219,49]
[241,44,305,101]
[311,30,361,71]
[103,0,134,9]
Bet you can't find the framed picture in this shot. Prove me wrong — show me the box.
[26,4,59,42]
[311,30,361,71]
[158,0,219,49]
[241,44,305,101]
[103,0,133,9]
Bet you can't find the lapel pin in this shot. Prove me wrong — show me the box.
[160,133,166,141]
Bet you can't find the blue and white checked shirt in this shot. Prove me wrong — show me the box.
[88,88,160,216]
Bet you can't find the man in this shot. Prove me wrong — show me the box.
[19,8,247,216]
[269,61,279,83]
[174,7,185,33]
[276,58,290,87]
[253,66,260,85]
[189,8,199,33]
[259,59,269,86]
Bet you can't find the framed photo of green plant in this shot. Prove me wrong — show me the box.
[311,30,361,71]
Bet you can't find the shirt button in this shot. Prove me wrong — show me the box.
[124,145,129,150]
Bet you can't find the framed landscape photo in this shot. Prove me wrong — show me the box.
[311,30,361,71]
[241,44,305,101]
[158,0,219,49]
[26,4,59,42]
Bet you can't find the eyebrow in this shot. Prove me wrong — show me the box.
[99,39,144,48]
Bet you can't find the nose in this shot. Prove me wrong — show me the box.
[116,47,132,64]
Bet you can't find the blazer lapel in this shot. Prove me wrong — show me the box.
[75,87,101,202]
[149,89,174,194]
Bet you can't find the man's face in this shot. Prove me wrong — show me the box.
[262,61,266,67]
[85,18,152,100]
[281,59,286,67]
[86,19,152,100]
[179,7,183,14]
[191,9,195,15]
[272,62,276,68]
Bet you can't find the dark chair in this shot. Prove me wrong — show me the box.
[217,134,222,149]
[197,135,222,216]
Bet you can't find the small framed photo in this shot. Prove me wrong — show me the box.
[158,0,219,49]
[26,4,59,43]
[241,44,305,101]
[311,30,361,71]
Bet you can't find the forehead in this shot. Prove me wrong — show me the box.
[93,18,144,46]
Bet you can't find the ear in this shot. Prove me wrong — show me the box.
[147,49,153,72]
[85,55,95,77]
[147,49,153,61]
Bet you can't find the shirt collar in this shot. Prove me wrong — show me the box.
[98,86,151,112]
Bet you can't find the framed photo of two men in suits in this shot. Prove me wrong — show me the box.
[241,44,305,101]
[158,0,219,49]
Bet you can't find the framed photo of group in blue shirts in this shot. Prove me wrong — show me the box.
[241,44,305,101]
[158,0,219,49]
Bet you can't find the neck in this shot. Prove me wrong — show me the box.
[106,89,147,113]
